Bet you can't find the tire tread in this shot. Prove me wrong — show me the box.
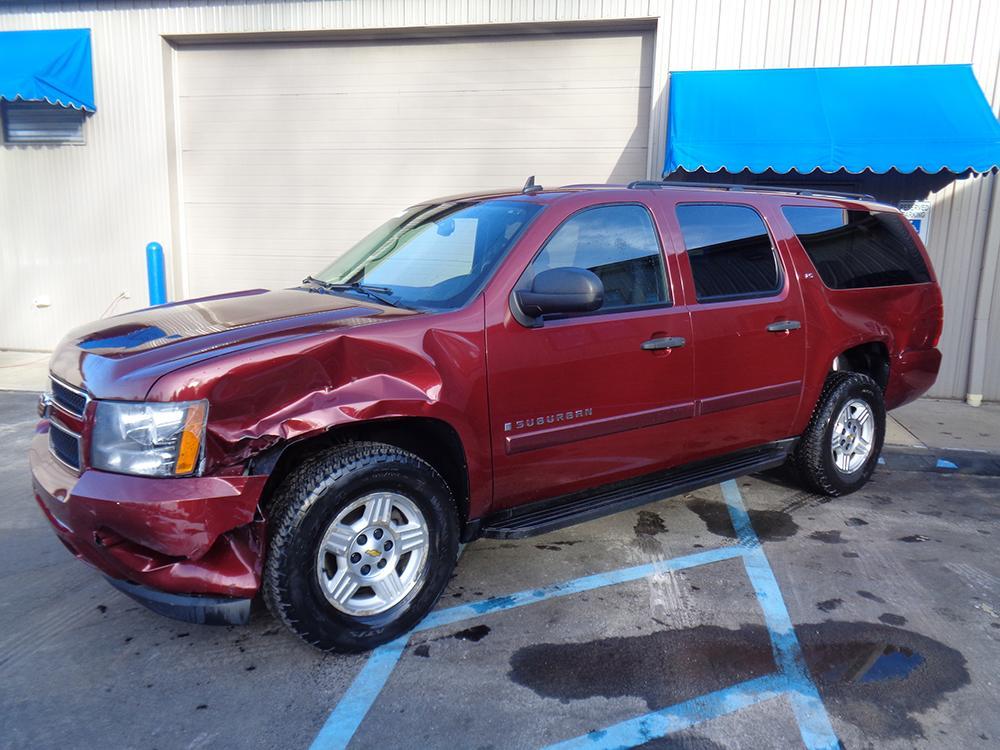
[794,371,883,497]
[262,441,454,650]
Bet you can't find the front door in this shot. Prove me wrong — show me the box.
[668,200,806,458]
[486,202,695,511]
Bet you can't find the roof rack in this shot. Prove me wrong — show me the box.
[626,179,875,202]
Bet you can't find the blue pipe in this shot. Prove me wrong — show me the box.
[145,242,167,306]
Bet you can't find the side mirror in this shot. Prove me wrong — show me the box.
[512,267,604,326]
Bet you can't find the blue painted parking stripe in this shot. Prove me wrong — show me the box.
[309,636,408,750]
[721,480,840,750]
[543,674,789,750]
[310,547,746,749]
[414,545,745,633]
[311,482,840,749]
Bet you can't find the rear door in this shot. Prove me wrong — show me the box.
[485,201,695,511]
[666,199,806,458]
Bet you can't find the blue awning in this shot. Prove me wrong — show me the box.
[0,28,95,112]
[665,64,1000,175]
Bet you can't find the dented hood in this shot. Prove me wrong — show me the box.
[49,288,420,399]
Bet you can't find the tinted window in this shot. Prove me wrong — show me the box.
[675,204,781,301]
[527,204,669,313]
[315,199,542,310]
[782,207,932,289]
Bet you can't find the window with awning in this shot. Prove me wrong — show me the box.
[0,28,95,144]
[665,64,1000,176]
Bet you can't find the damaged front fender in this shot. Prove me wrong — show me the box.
[144,302,492,517]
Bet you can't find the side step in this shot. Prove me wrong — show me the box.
[478,440,796,540]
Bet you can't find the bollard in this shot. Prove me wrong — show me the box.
[145,242,167,306]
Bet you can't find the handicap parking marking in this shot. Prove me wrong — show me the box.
[310,481,840,750]
[544,674,790,750]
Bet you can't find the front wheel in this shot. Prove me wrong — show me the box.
[794,372,886,496]
[263,442,459,652]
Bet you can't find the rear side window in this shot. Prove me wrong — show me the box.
[782,207,931,289]
[528,204,669,313]
[675,204,781,302]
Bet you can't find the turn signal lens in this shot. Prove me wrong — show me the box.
[175,402,207,476]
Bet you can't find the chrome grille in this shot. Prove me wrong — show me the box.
[49,419,82,471]
[50,376,87,418]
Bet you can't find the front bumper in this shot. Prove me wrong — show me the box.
[105,576,251,625]
[30,424,269,601]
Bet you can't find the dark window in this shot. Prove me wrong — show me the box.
[2,101,86,144]
[675,204,781,301]
[782,207,931,289]
[526,204,669,314]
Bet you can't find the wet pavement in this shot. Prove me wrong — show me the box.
[1,389,999,749]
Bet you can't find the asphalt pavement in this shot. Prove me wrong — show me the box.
[1,390,999,749]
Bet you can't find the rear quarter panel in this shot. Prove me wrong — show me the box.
[765,198,943,421]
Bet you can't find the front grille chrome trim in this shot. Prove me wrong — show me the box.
[49,374,89,419]
[49,415,83,473]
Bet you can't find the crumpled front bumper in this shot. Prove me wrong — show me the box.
[29,424,269,605]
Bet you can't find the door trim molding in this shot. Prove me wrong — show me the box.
[505,401,695,455]
[698,380,802,416]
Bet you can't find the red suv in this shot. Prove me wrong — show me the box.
[30,181,943,651]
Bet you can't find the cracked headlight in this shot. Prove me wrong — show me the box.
[91,400,208,477]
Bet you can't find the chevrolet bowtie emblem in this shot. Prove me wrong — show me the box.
[365,549,381,557]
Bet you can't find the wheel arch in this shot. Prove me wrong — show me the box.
[832,340,890,391]
[251,416,471,526]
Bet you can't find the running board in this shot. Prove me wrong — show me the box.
[478,440,796,540]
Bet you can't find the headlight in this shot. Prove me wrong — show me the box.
[91,400,208,477]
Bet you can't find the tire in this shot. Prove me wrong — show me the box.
[263,441,459,652]
[794,372,886,497]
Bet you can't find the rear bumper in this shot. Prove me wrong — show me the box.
[29,425,268,600]
[886,347,941,410]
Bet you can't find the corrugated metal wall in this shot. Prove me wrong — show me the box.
[1,0,999,399]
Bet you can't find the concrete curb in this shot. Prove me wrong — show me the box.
[879,446,1000,477]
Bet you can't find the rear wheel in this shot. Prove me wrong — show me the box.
[795,372,885,496]
[263,442,459,652]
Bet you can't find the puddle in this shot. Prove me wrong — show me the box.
[685,498,798,541]
[879,613,907,626]
[809,530,846,544]
[450,625,490,642]
[509,621,967,741]
[509,623,777,709]
[861,645,923,680]
[857,590,887,603]
[635,510,668,537]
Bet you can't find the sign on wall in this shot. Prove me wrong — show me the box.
[898,199,932,243]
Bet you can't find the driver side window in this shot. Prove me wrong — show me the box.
[527,204,670,313]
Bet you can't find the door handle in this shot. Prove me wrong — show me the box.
[766,320,801,333]
[641,336,686,351]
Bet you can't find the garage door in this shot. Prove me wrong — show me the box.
[175,30,653,298]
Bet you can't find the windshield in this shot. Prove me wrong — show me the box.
[311,199,543,310]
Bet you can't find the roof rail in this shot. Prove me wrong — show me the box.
[626,179,875,202]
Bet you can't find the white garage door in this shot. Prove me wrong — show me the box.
[175,30,654,298]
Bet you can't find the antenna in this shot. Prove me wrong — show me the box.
[521,175,543,194]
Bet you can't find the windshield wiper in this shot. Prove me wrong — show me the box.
[302,276,400,307]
